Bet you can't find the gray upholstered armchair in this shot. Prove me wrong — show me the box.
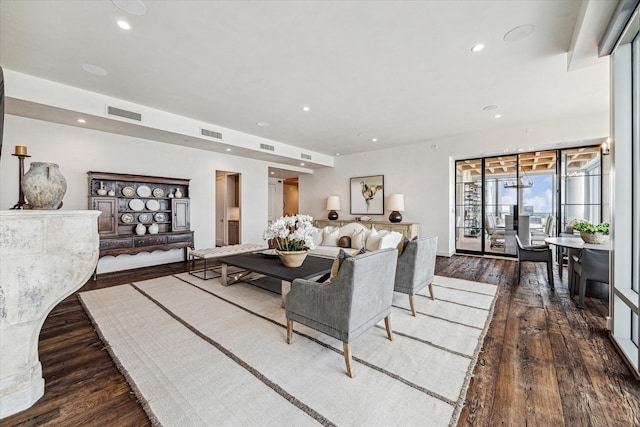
[285,247,398,378]
[394,236,438,316]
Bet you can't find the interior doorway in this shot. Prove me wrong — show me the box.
[283,177,299,216]
[216,170,241,246]
[267,168,301,220]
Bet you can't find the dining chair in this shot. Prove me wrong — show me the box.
[571,249,609,308]
[515,235,554,289]
[531,215,554,245]
[485,214,505,248]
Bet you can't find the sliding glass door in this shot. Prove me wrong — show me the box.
[484,155,517,255]
[559,147,603,233]
[455,149,605,257]
[455,159,483,253]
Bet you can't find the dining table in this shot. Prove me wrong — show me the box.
[544,236,611,279]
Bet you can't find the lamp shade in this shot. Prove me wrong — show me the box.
[387,194,405,212]
[326,196,341,211]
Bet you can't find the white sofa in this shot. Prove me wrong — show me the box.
[310,222,404,258]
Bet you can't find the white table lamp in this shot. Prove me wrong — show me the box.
[326,196,340,220]
[388,194,405,223]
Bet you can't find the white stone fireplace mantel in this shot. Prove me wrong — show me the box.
[0,210,100,419]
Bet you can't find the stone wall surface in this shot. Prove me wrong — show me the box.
[0,210,100,419]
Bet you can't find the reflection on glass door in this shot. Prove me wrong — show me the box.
[559,147,602,233]
[484,155,517,255]
[518,150,557,245]
[455,159,483,253]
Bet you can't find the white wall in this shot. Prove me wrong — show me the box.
[2,109,610,266]
[299,112,610,256]
[0,115,270,273]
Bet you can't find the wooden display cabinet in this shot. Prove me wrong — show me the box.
[88,171,194,261]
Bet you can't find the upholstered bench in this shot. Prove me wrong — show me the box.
[189,243,267,280]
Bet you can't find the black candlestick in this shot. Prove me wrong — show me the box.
[10,153,31,209]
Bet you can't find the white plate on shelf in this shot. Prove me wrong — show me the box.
[137,185,152,197]
[138,213,152,223]
[129,199,145,211]
[122,186,135,197]
[154,212,166,222]
[152,188,164,198]
[121,213,134,224]
[146,199,160,211]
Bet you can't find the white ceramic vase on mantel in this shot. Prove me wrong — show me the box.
[21,162,67,209]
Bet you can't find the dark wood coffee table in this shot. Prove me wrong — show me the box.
[219,252,333,306]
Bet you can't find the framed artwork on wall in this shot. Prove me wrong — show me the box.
[350,175,384,215]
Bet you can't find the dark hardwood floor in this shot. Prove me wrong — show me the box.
[2,255,639,426]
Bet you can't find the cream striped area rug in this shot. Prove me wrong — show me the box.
[79,273,497,427]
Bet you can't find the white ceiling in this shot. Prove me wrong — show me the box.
[0,0,616,160]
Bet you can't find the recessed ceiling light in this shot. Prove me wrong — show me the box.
[372,138,377,142]
[494,114,502,119]
[226,148,231,152]
[112,0,147,15]
[257,121,270,127]
[335,153,340,156]
[482,105,498,111]
[117,20,131,30]
[504,24,535,42]
[300,163,305,166]
[302,106,310,112]
[77,118,86,123]
[471,44,485,52]
[82,63,108,76]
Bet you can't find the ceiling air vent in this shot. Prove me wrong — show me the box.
[260,143,275,151]
[301,153,312,160]
[106,105,142,122]
[200,128,223,139]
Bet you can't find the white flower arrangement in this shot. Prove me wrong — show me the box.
[262,214,317,252]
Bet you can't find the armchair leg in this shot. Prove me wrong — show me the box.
[384,315,393,341]
[343,342,354,378]
[286,319,293,344]
[408,295,416,316]
[428,283,435,300]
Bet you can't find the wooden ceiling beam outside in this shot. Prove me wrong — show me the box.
[457,148,598,177]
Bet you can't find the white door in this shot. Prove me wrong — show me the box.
[216,174,226,246]
[268,183,277,221]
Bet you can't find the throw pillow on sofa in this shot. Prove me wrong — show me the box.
[329,248,366,281]
[351,229,366,249]
[321,227,340,246]
[338,236,352,248]
[379,231,404,251]
[311,227,324,247]
[397,237,410,256]
[365,226,381,251]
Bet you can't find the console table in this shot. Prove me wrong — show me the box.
[313,219,419,240]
